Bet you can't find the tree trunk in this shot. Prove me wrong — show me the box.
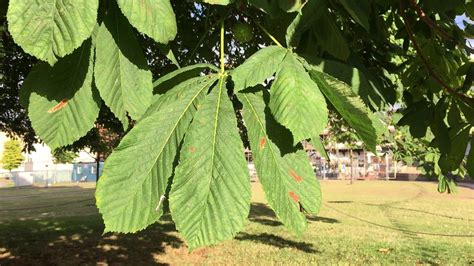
[393,154,398,180]
[350,149,354,184]
[385,152,389,181]
[322,157,327,180]
[363,150,367,179]
[336,144,340,180]
[96,152,101,182]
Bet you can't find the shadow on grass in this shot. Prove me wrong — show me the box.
[235,233,319,253]
[365,203,474,222]
[237,203,337,253]
[249,203,339,225]
[0,190,330,263]
[326,199,473,222]
[0,214,182,265]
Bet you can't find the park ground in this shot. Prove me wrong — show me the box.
[0,181,473,265]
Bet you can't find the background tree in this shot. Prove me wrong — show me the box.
[52,148,78,164]
[1,139,23,172]
[2,0,474,250]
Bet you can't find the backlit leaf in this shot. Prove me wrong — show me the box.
[170,77,251,250]
[21,41,100,149]
[7,0,98,65]
[309,69,378,153]
[95,3,153,128]
[96,75,218,233]
[232,46,287,92]
[270,53,328,145]
[117,0,177,44]
[239,90,322,236]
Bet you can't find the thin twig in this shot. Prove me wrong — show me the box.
[243,12,284,48]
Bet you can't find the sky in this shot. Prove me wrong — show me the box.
[455,14,474,55]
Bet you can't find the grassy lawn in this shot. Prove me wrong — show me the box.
[0,181,473,265]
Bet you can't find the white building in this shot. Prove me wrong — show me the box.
[0,132,96,173]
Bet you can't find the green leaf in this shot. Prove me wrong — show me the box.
[309,69,378,153]
[170,77,251,250]
[270,53,328,145]
[286,0,326,47]
[278,0,308,13]
[239,90,322,236]
[310,136,329,161]
[94,3,153,128]
[312,11,350,60]
[116,0,177,44]
[303,57,385,110]
[21,41,100,149]
[248,0,282,16]
[96,75,218,233]
[438,125,471,173]
[141,64,219,121]
[231,46,287,92]
[7,0,98,65]
[153,63,219,94]
[157,44,181,68]
[338,0,370,31]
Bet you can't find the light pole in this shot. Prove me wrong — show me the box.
[45,164,49,188]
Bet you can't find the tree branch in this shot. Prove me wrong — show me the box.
[409,0,454,41]
[399,0,474,106]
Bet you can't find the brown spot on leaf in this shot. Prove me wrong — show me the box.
[288,191,299,203]
[48,99,68,113]
[188,147,196,153]
[289,170,302,182]
[259,137,266,150]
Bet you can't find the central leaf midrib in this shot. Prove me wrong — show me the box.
[189,76,225,244]
[113,9,128,119]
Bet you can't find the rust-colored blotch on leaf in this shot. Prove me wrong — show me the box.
[259,137,266,149]
[188,147,197,153]
[289,170,302,182]
[48,99,69,113]
[288,191,299,203]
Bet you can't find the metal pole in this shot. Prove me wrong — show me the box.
[45,164,49,187]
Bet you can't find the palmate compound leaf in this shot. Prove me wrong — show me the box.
[309,69,378,153]
[20,40,100,150]
[239,89,322,236]
[94,2,153,129]
[96,75,218,233]
[116,0,177,44]
[7,0,98,65]
[170,76,251,250]
[269,52,328,146]
[232,46,288,92]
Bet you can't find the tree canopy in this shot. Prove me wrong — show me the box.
[1,0,474,249]
[1,139,23,171]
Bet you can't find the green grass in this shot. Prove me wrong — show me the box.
[0,181,473,264]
